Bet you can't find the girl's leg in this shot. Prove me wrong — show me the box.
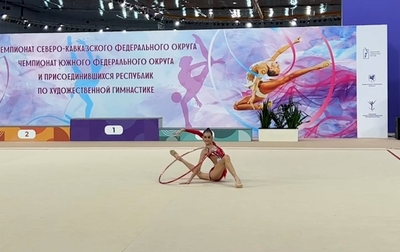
[170,150,210,180]
[234,96,265,110]
[193,64,209,83]
[180,96,193,128]
[209,155,243,188]
[259,61,331,94]
[233,96,250,110]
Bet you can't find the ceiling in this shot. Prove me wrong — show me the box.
[1,0,341,21]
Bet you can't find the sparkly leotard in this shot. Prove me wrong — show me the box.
[183,129,228,181]
[208,145,225,162]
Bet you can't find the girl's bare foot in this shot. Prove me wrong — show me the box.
[170,150,182,161]
[235,178,243,188]
[316,60,331,69]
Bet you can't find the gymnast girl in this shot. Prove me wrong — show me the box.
[171,128,243,188]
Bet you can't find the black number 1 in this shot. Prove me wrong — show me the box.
[112,127,115,133]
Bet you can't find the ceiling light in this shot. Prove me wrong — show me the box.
[319,3,327,13]
[268,8,274,18]
[99,0,104,10]
[208,9,214,19]
[246,0,251,7]
[306,6,311,15]
[230,9,240,18]
[236,9,241,18]
[1,14,7,20]
[284,7,289,16]
[249,9,254,18]
[57,26,62,31]
[245,22,252,28]
[44,25,48,30]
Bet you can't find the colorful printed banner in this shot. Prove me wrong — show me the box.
[0,25,388,138]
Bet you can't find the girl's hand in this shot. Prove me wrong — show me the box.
[180,180,191,185]
[174,129,185,136]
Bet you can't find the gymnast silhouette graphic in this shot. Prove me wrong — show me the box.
[171,34,224,128]
[66,36,102,118]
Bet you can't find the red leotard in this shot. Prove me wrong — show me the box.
[184,129,228,181]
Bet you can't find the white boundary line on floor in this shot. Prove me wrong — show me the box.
[0,147,395,151]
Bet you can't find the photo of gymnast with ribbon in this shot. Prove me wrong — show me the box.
[233,37,331,111]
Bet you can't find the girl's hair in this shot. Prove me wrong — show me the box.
[203,128,213,136]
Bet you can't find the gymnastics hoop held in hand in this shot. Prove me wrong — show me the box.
[159,147,207,185]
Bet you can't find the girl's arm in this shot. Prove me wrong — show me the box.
[270,37,300,61]
[184,128,203,138]
[177,128,217,146]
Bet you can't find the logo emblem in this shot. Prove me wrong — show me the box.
[368,100,376,111]
[368,74,376,83]
[363,47,370,59]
